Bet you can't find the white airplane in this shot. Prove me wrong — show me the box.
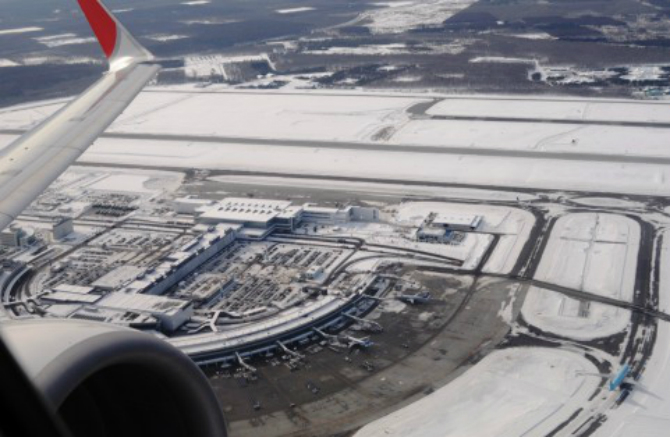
[0,2,227,436]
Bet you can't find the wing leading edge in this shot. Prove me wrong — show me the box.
[0,0,159,231]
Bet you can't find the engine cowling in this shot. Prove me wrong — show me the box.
[0,320,227,437]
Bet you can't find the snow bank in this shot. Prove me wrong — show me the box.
[356,347,600,437]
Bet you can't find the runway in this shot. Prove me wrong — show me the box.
[1,128,669,166]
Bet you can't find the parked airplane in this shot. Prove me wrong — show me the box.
[578,364,633,392]
[609,364,632,391]
[0,2,227,436]
[398,290,432,304]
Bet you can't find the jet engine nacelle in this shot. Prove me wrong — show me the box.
[0,320,226,437]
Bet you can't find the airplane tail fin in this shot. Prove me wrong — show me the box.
[77,0,154,71]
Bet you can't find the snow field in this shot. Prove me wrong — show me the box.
[68,137,670,196]
[356,0,476,34]
[4,91,670,195]
[356,347,600,437]
[522,213,639,340]
[426,98,670,124]
[105,92,426,142]
[276,7,315,14]
[392,119,670,158]
[593,231,670,436]
[209,175,538,202]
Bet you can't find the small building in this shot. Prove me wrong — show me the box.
[174,196,215,214]
[0,225,28,248]
[351,206,379,222]
[51,217,74,240]
[431,214,482,232]
[301,205,351,224]
[416,227,452,243]
[305,266,324,280]
[301,205,379,224]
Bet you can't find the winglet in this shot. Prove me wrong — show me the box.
[77,0,154,71]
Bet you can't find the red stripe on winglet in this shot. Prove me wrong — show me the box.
[77,0,117,58]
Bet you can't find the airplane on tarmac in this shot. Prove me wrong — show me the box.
[578,364,634,392]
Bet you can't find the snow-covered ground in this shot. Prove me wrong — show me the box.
[392,202,535,274]
[0,59,19,68]
[183,54,276,80]
[469,56,537,64]
[305,44,412,56]
[392,119,670,158]
[305,42,470,56]
[53,166,183,196]
[356,347,601,437]
[426,98,670,124]
[0,27,42,36]
[88,174,155,194]
[145,34,189,42]
[593,232,670,436]
[572,197,647,210]
[5,91,670,158]
[4,90,670,195]
[58,136,670,196]
[34,34,95,48]
[506,32,556,40]
[105,92,425,142]
[209,175,537,202]
[355,0,476,34]
[522,213,639,340]
[275,7,315,14]
[318,220,492,269]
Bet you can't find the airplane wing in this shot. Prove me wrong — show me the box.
[0,0,160,231]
